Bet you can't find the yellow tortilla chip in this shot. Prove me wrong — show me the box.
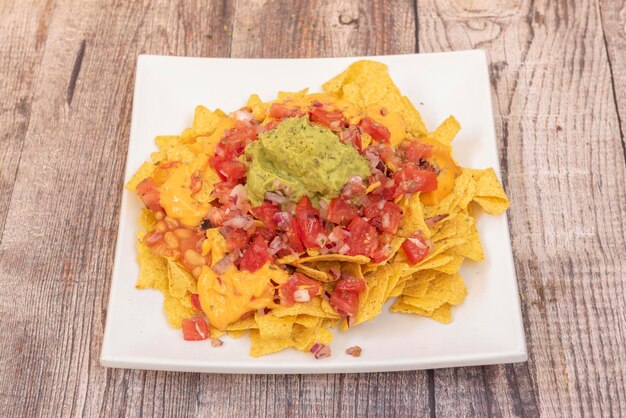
[295,264,330,281]
[277,88,309,101]
[135,242,168,291]
[181,105,224,140]
[292,325,334,352]
[467,168,510,215]
[431,116,461,146]
[282,254,370,265]
[227,329,248,339]
[401,273,467,313]
[255,313,296,339]
[152,135,197,164]
[249,329,293,357]
[167,260,197,299]
[246,94,267,121]
[295,315,321,328]
[126,162,155,192]
[162,293,197,328]
[397,193,431,238]
[432,255,465,274]
[225,316,258,331]
[430,303,452,323]
[390,299,433,316]
[322,60,427,136]
[272,297,339,319]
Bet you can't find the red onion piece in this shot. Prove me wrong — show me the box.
[265,191,286,205]
[293,289,311,303]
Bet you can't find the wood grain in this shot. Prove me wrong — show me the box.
[0,0,625,417]
[419,0,626,416]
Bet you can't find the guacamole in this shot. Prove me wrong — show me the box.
[245,117,371,206]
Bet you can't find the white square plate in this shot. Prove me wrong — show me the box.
[101,50,527,373]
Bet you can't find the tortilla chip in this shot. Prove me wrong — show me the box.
[431,116,461,146]
[466,168,510,215]
[255,313,296,339]
[389,299,433,316]
[152,135,197,164]
[430,303,452,323]
[272,297,339,319]
[135,242,168,291]
[295,264,331,281]
[397,193,431,238]
[283,254,370,265]
[249,329,293,357]
[163,293,197,328]
[126,162,155,192]
[432,255,465,274]
[291,325,333,352]
[225,316,258,331]
[295,315,321,328]
[167,260,197,298]
[246,94,267,121]
[401,273,467,313]
[227,330,248,339]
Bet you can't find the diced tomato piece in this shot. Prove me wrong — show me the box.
[279,273,321,306]
[401,234,431,265]
[359,117,391,143]
[283,218,305,254]
[345,217,379,257]
[136,177,163,212]
[363,201,402,234]
[254,227,275,241]
[225,228,249,252]
[260,119,281,132]
[335,275,366,293]
[190,170,202,194]
[371,246,390,263]
[402,141,432,163]
[330,290,359,317]
[181,316,209,341]
[214,159,247,181]
[212,181,238,205]
[190,294,202,311]
[295,196,325,249]
[269,103,305,119]
[239,235,273,272]
[392,163,438,197]
[341,125,363,153]
[325,197,358,225]
[251,203,280,232]
[309,107,345,130]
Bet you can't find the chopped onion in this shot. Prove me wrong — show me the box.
[293,289,311,303]
[273,211,292,229]
[229,184,247,207]
[211,255,234,274]
[381,213,391,229]
[211,338,224,347]
[425,214,449,228]
[314,233,328,247]
[345,345,361,357]
[268,235,284,255]
[309,343,331,359]
[408,237,428,249]
[338,243,350,254]
[223,216,249,229]
[265,191,286,205]
[229,109,254,122]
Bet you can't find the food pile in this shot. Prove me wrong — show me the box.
[127,61,509,357]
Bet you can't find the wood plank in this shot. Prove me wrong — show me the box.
[599,1,626,160]
[0,1,234,416]
[418,0,626,416]
[0,0,54,237]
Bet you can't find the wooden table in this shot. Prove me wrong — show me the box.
[1,0,624,416]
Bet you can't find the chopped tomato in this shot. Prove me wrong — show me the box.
[363,201,402,234]
[295,196,325,249]
[214,159,247,182]
[279,273,321,306]
[181,316,209,341]
[269,103,305,119]
[341,125,363,153]
[345,217,379,257]
[136,177,163,212]
[260,119,281,132]
[325,197,358,225]
[359,117,391,143]
[239,235,272,272]
[212,181,238,205]
[392,163,438,197]
[401,234,431,265]
[402,141,432,163]
[371,246,391,263]
[254,227,275,241]
[281,218,305,254]
[190,170,202,194]
[251,203,280,232]
[309,106,345,130]
[190,294,202,311]
[330,290,359,317]
[225,228,249,252]
[335,275,366,293]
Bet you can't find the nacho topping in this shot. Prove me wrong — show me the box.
[127,60,510,357]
